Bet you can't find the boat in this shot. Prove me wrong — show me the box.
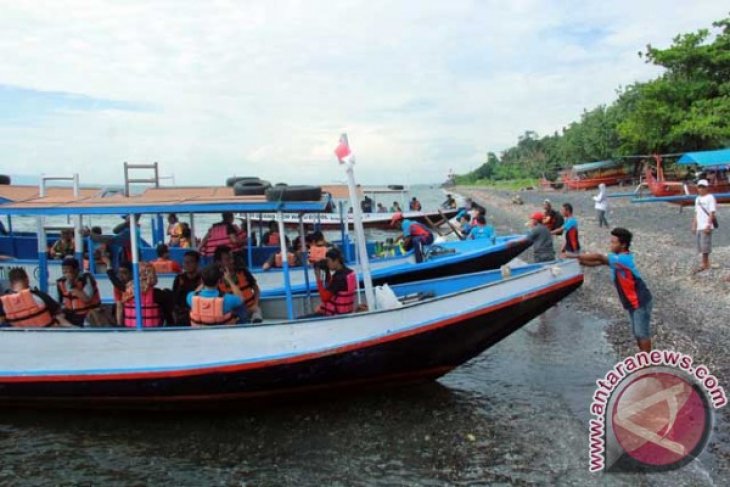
[561,160,628,190]
[644,150,730,206]
[0,182,530,300]
[539,175,563,191]
[0,178,582,408]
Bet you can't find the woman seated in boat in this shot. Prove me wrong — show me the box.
[467,215,495,241]
[261,247,302,271]
[50,229,75,260]
[120,262,173,328]
[313,248,357,316]
[151,244,182,274]
[187,264,246,326]
[214,245,262,323]
[56,257,101,326]
[0,267,72,327]
[261,220,289,247]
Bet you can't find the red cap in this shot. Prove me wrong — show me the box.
[530,211,544,222]
[390,212,404,226]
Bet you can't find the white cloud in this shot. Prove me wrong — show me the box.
[0,0,728,184]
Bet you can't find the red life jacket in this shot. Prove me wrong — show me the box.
[200,223,232,256]
[218,270,257,310]
[57,273,101,316]
[266,232,281,246]
[189,291,236,326]
[409,222,432,238]
[231,224,246,252]
[122,285,162,328]
[0,289,55,327]
[321,270,357,316]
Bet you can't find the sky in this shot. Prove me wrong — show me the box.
[0,1,728,186]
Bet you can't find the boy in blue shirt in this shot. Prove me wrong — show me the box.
[568,227,653,352]
[468,215,495,241]
[187,264,245,325]
[553,203,580,255]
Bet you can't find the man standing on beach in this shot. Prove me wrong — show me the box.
[525,212,555,263]
[552,203,580,255]
[567,228,653,352]
[692,179,717,273]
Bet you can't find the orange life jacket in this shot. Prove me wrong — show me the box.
[308,245,327,263]
[57,273,101,316]
[151,258,179,274]
[122,285,162,328]
[0,289,55,327]
[189,291,237,326]
[321,270,357,316]
[274,252,298,268]
[218,270,257,310]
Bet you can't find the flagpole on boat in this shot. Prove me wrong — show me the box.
[129,212,143,330]
[336,133,375,310]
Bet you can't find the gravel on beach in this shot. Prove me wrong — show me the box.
[455,184,730,471]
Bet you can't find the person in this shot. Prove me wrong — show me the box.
[199,212,246,257]
[542,199,563,232]
[553,203,580,255]
[187,264,244,326]
[167,213,183,246]
[89,226,111,272]
[390,201,402,213]
[214,245,262,323]
[525,212,555,263]
[120,262,173,327]
[467,215,495,241]
[50,229,75,259]
[102,255,132,325]
[178,222,194,249]
[568,228,653,352]
[56,257,101,326]
[391,212,434,263]
[376,203,387,213]
[593,183,610,228]
[441,194,457,209]
[151,243,182,274]
[313,248,357,316]
[692,179,717,273]
[409,197,422,211]
[262,247,302,270]
[0,267,71,327]
[306,230,332,264]
[89,214,141,265]
[361,196,374,213]
[172,250,202,326]
[457,213,472,236]
[261,220,288,247]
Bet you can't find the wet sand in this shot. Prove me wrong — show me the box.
[456,184,730,480]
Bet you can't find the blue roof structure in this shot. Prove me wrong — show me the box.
[677,148,730,167]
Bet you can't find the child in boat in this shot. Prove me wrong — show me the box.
[567,227,653,352]
[0,267,71,327]
[151,244,182,274]
[214,245,262,323]
[187,264,245,326]
[51,229,75,260]
[172,251,202,326]
[553,203,580,255]
[313,248,357,316]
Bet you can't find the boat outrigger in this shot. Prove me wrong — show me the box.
[643,150,730,205]
[0,169,582,408]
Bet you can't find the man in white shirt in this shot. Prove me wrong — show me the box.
[691,179,717,273]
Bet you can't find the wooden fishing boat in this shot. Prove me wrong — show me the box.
[561,160,628,190]
[644,151,730,206]
[0,181,582,408]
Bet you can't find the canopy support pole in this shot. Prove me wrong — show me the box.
[246,214,253,269]
[130,213,143,330]
[277,211,294,320]
[298,214,313,313]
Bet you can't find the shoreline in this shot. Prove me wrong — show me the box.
[454,184,730,470]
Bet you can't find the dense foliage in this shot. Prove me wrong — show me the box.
[456,16,730,184]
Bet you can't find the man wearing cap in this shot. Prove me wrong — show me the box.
[692,179,717,273]
[526,212,555,263]
[391,212,434,263]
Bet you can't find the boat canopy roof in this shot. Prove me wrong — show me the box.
[0,186,330,216]
[677,148,730,167]
[321,184,363,199]
[571,160,620,173]
[0,185,102,205]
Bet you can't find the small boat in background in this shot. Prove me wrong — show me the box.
[561,160,628,190]
[644,150,730,206]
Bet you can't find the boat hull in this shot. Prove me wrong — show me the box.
[562,173,627,190]
[0,263,583,408]
[645,168,730,206]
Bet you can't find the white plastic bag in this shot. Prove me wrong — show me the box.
[375,284,403,310]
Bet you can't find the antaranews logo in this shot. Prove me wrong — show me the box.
[589,350,726,473]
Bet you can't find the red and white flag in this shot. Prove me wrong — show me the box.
[334,133,355,165]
